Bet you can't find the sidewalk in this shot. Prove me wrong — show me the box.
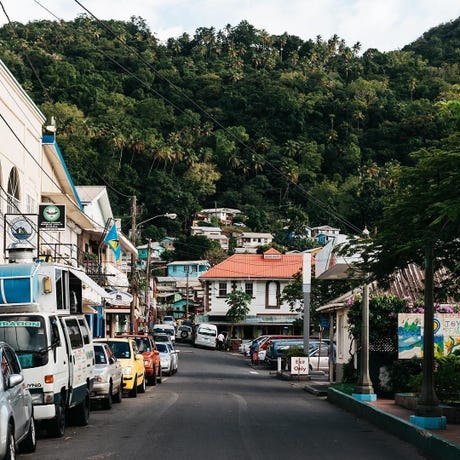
[303,377,460,460]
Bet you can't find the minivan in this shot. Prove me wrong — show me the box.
[194,323,218,349]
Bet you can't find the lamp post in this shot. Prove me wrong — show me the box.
[135,213,177,241]
[130,212,177,333]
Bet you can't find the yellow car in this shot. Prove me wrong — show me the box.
[95,338,146,397]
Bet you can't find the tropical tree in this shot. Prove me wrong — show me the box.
[225,290,252,340]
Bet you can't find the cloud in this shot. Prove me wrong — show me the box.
[1,0,459,52]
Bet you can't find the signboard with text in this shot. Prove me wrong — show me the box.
[290,356,308,375]
[38,204,66,231]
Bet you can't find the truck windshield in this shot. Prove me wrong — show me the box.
[0,315,48,368]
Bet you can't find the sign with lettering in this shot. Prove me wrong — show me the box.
[38,204,66,231]
[290,356,308,375]
[398,313,460,359]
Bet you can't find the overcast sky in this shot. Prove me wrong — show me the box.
[1,0,459,52]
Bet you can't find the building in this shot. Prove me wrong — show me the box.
[199,248,303,338]
[199,207,241,225]
[190,226,229,250]
[233,232,273,254]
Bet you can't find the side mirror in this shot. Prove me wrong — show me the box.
[135,354,144,361]
[8,374,24,388]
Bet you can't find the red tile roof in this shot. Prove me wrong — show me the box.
[200,250,304,280]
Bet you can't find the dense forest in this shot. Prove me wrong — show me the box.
[1,15,459,255]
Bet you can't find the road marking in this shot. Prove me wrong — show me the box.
[249,370,259,374]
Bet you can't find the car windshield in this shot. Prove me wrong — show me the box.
[106,341,131,359]
[0,315,48,368]
[94,345,107,364]
[134,338,151,352]
[156,343,168,353]
[198,327,216,337]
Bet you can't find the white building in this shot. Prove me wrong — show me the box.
[234,232,273,254]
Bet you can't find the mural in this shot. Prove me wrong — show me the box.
[398,313,460,359]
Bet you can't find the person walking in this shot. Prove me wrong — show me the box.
[217,332,225,351]
[249,339,260,365]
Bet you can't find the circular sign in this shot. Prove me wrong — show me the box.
[9,218,34,241]
[42,205,61,222]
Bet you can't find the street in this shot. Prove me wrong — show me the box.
[27,344,428,460]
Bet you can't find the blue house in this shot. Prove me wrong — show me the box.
[166,260,210,278]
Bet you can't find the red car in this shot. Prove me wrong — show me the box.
[120,334,162,385]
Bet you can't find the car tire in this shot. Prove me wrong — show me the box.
[150,368,157,386]
[181,330,188,339]
[138,374,146,393]
[157,367,162,384]
[47,402,66,438]
[102,383,113,410]
[19,415,36,454]
[73,390,90,426]
[130,378,138,398]
[113,380,123,403]
[5,423,15,460]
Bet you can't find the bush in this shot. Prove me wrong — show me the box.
[389,358,423,394]
[434,355,460,404]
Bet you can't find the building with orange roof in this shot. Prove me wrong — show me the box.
[199,248,305,337]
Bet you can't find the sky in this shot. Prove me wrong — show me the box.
[0,0,459,52]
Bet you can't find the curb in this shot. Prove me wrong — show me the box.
[327,387,460,460]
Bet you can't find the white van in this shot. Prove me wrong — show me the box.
[153,323,176,342]
[194,323,218,349]
[0,261,95,438]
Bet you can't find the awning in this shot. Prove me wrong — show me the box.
[105,308,131,314]
[106,291,133,306]
[104,263,130,289]
[69,268,108,297]
[83,305,97,314]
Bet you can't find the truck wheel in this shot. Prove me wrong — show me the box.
[73,390,90,426]
[5,423,15,460]
[138,374,146,393]
[129,378,138,398]
[19,416,36,453]
[47,403,66,438]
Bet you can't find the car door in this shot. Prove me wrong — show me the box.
[131,341,144,382]
[2,346,28,439]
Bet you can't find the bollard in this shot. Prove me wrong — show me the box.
[277,356,282,373]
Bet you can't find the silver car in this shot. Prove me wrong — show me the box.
[91,343,123,409]
[156,342,179,376]
[0,341,36,459]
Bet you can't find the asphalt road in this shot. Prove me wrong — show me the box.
[27,343,428,460]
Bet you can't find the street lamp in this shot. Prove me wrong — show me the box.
[130,211,176,333]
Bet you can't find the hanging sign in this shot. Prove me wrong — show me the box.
[38,204,66,231]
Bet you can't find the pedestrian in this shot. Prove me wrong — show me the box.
[217,332,225,351]
[249,339,260,365]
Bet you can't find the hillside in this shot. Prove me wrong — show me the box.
[0,17,459,252]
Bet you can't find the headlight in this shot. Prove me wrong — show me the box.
[122,366,133,375]
[161,357,171,366]
[95,375,105,383]
[30,392,44,405]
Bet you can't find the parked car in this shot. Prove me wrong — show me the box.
[153,324,176,343]
[156,342,178,376]
[121,334,162,385]
[91,342,123,409]
[264,339,328,369]
[95,338,146,398]
[176,325,193,342]
[153,332,173,345]
[0,341,36,459]
[162,316,177,328]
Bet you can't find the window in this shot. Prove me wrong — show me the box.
[218,282,227,297]
[78,319,90,345]
[265,281,280,309]
[6,167,20,214]
[65,318,83,349]
[55,269,69,310]
[245,283,253,297]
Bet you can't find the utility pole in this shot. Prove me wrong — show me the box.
[144,238,151,330]
[185,266,189,320]
[130,195,137,333]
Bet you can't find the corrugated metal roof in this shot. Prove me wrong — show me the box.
[200,250,303,280]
